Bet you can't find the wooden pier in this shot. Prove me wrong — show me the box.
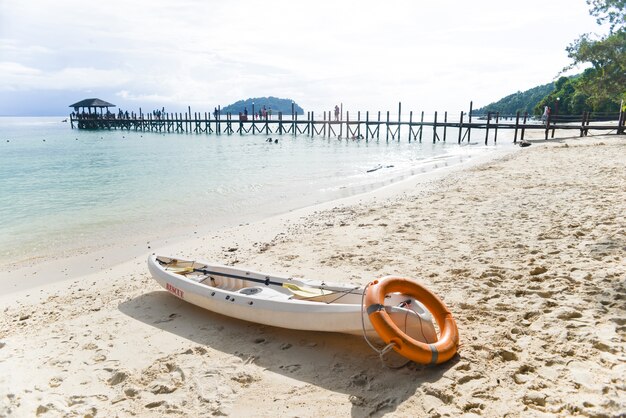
[70,101,626,143]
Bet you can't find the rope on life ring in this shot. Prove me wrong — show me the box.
[364,276,459,365]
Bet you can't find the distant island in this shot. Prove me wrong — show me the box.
[220,97,304,115]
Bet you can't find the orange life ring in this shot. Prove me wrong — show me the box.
[365,276,459,365]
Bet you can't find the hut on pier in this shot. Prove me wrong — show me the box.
[69,98,116,117]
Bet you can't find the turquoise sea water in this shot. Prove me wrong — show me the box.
[0,117,513,266]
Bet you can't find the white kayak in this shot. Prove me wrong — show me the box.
[148,255,437,343]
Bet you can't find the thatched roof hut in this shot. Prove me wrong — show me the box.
[69,98,116,113]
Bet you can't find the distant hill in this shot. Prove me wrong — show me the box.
[221,97,304,115]
[473,82,555,116]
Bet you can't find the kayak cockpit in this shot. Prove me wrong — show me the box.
[155,256,357,303]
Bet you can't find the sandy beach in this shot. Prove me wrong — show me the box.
[0,134,624,417]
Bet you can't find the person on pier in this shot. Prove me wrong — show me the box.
[334,105,340,121]
[542,106,550,124]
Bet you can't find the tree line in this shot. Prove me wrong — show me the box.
[477,0,624,116]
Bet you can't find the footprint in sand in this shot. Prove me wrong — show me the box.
[124,387,139,398]
[556,310,583,320]
[231,372,259,387]
[422,385,454,404]
[145,400,166,409]
[494,349,518,362]
[372,397,398,415]
[149,381,178,394]
[350,371,370,388]
[49,376,63,388]
[529,266,548,276]
[455,362,471,371]
[279,364,301,373]
[107,370,128,386]
[93,353,107,363]
[513,364,535,385]
[154,313,180,324]
[523,391,547,407]
[457,374,483,385]
[463,402,486,413]
[332,363,345,372]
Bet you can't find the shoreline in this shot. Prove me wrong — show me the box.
[0,120,512,282]
[0,143,513,295]
[0,134,624,417]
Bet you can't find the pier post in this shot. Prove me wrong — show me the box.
[324,111,328,137]
[467,101,473,143]
[443,111,447,142]
[514,111,520,143]
[521,112,528,140]
[339,113,343,138]
[291,102,295,136]
[252,102,255,135]
[419,111,424,143]
[397,102,401,141]
[366,111,370,141]
[618,100,625,134]
[580,111,586,137]
[409,111,413,142]
[485,111,491,145]
[217,106,221,135]
[377,111,381,140]
[433,111,438,144]
[327,111,331,137]
[386,111,390,141]
[458,111,464,144]
[357,111,361,139]
[494,112,499,143]
[278,112,283,135]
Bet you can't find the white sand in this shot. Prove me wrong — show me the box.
[0,135,624,417]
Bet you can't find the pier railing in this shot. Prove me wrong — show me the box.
[70,102,626,143]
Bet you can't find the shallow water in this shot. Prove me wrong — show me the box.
[0,117,514,266]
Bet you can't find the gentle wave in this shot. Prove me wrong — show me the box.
[0,117,514,265]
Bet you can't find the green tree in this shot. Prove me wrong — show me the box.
[534,75,592,115]
[586,0,626,32]
[564,0,626,108]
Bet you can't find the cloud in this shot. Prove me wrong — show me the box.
[0,64,131,91]
[0,0,604,115]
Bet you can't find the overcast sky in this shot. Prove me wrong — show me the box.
[0,0,604,116]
